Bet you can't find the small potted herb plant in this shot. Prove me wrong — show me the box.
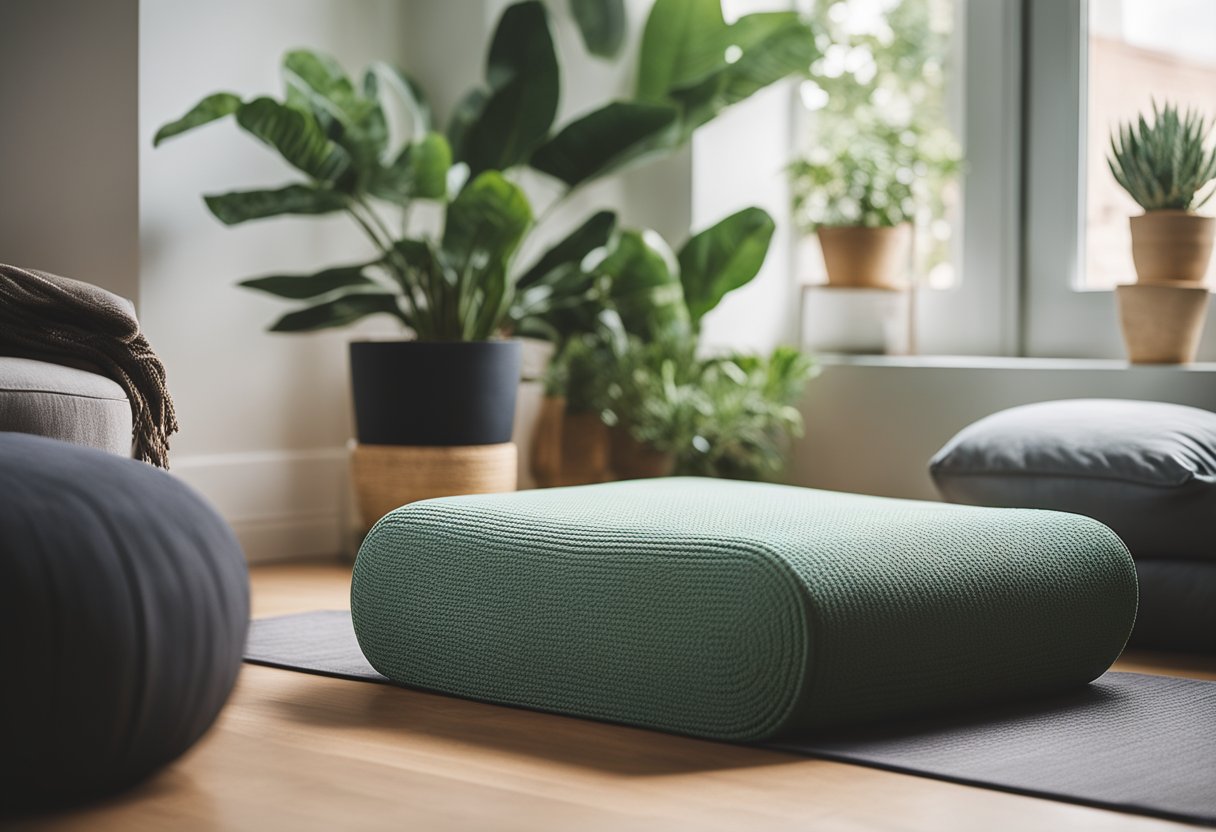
[790,127,960,291]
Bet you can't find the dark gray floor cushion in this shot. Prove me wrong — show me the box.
[930,399,1216,563]
[0,432,249,813]
[1132,559,1216,653]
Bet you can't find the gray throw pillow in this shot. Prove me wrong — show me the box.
[930,399,1216,562]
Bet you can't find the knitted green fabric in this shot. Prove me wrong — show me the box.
[351,478,1137,741]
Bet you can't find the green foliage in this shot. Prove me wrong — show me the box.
[154,1,815,356]
[596,335,818,480]
[789,0,961,269]
[569,0,626,58]
[449,1,560,176]
[1109,100,1216,212]
[635,1,819,141]
[678,207,774,328]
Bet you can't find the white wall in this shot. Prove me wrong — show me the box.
[140,0,410,561]
[0,0,139,302]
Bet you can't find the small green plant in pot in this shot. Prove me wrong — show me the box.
[790,126,959,291]
[1109,100,1216,286]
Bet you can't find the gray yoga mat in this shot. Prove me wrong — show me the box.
[246,611,1216,827]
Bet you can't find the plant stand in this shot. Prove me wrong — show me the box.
[350,442,517,531]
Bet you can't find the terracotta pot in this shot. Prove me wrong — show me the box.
[1129,211,1215,285]
[1115,283,1210,364]
[350,441,517,530]
[609,428,674,480]
[816,224,912,290]
[529,397,611,487]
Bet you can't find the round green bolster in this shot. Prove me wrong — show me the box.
[351,478,1137,741]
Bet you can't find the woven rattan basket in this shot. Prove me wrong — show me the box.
[350,441,517,530]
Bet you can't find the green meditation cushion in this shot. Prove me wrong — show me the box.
[351,478,1137,741]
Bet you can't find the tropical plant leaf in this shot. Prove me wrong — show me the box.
[511,262,602,340]
[530,102,679,188]
[238,262,378,299]
[635,0,731,101]
[593,229,688,338]
[235,97,351,182]
[516,210,617,289]
[367,62,433,142]
[446,88,490,162]
[283,50,386,171]
[451,1,560,175]
[153,92,242,146]
[204,184,347,225]
[268,291,407,332]
[678,206,775,327]
[569,0,626,58]
[671,13,817,134]
[370,132,452,204]
[442,171,533,273]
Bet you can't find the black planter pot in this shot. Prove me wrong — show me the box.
[349,340,522,446]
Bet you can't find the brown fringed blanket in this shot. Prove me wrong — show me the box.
[0,264,177,467]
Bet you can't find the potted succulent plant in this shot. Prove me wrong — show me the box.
[1109,101,1216,364]
[790,128,960,291]
[1109,100,1216,286]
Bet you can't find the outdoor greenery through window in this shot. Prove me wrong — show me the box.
[1085,0,1216,289]
[792,0,962,289]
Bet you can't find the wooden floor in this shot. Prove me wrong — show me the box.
[17,562,1216,832]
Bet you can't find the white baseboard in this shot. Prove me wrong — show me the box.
[170,447,353,564]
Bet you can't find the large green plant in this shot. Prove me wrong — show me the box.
[1109,100,1216,213]
[154,0,816,342]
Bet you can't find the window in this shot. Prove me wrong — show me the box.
[1084,0,1216,289]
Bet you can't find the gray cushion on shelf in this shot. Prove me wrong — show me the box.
[930,399,1216,563]
[0,356,131,455]
[1131,559,1216,653]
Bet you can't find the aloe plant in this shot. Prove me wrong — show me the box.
[1108,100,1216,213]
[154,0,817,341]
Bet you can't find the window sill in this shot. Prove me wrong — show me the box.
[816,353,1216,373]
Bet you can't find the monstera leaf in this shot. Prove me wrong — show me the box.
[677,207,774,328]
[449,1,559,175]
[204,185,347,225]
[530,102,679,188]
[569,0,626,58]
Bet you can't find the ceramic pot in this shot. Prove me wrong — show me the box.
[1129,211,1215,285]
[609,428,674,480]
[1115,283,1210,364]
[349,340,522,446]
[529,397,611,487]
[816,224,912,290]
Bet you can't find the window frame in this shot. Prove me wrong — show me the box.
[1021,0,1216,360]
